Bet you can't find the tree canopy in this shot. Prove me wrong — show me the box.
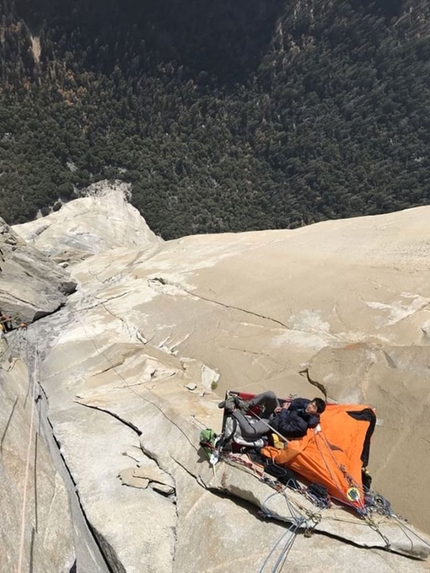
[0,0,429,237]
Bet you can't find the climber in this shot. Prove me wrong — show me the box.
[0,309,12,335]
[219,391,326,441]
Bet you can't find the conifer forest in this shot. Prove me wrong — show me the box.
[0,0,429,238]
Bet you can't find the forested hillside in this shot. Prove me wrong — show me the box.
[0,0,429,238]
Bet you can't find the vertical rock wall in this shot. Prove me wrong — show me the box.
[0,335,75,572]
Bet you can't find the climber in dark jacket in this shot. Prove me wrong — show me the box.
[270,396,324,438]
[225,391,326,441]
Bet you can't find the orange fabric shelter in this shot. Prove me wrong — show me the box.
[261,403,376,512]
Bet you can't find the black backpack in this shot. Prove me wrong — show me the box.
[248,450,300,489]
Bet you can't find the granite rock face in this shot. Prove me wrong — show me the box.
[28,314,430,571]
[13,181,162,265]
[0,342,75,573]
[57,204,430,531]
[5,197,430,571]
[0,218,76,325]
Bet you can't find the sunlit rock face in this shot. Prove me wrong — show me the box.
[13,180,162,265]
[0,217,76,324]
[9,197,430,571]
[0,353,76,573]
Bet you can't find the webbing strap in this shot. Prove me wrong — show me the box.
[218,414,238,448]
